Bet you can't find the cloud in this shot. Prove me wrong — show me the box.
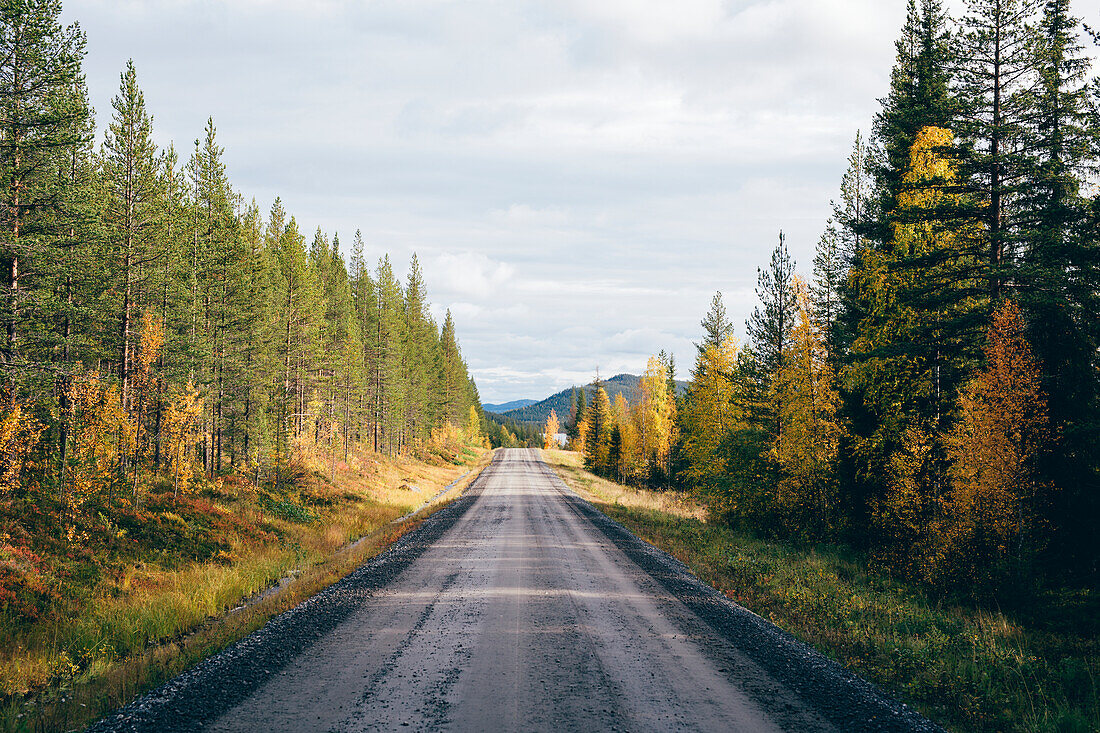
[425,252,516,301]
[63,0,1100,402]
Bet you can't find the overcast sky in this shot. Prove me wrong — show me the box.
[64,0,1100,404]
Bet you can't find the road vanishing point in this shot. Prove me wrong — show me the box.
[89,449,939,732]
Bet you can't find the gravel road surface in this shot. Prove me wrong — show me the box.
[88,449,939,732]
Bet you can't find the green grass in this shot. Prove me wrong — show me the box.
[543,449,1099,733]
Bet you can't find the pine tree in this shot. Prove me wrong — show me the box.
[402,254,436,444]
[150,144,190,467]
[51,75,98,485]
[187,118,244,472]
[0,0,89,393]
[270,206,319,466]
[812,221,844,358]
[102,60,161,417]
[437,310,466,427]
[816,131,872,356]
[375,256,405,454]
[236,200,276,473]
[349,230,382,450]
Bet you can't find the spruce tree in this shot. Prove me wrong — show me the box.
[747,232,796,448]
[870,0,956,239]
[696,291,734,356]
[838,0,957,542]
[1016,0,1100,572]
[956,0,1041,298]
[747,232,795,379]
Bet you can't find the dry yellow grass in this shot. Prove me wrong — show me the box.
[540,448,705,522]
[2,446,493,732]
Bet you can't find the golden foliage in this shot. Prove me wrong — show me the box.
[136,312,163,375]
[932,300,1052,588]
[466,405,480,441]
[874,302,1054,592]
[680,337,738,487]
[163,382,203,499]
[543,409,560,450]
[0,401,42,498]
[637,356,677,477]
[65,373,128,500]
[572,418,588,456]
[774,277,842,533]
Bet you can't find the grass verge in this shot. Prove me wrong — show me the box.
[1,445,493,733]
[541,448,1099,733]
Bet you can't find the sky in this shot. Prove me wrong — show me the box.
[64,0,1100,404]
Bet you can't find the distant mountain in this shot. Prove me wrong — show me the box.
[500,373,688,426]
[482,398,538,414]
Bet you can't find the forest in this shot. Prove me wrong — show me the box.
[570,0,1100,601]
[0,0,483,651]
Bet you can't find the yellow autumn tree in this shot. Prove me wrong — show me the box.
[680,336,738,491]
[866,125,985,570]
[637,356,677,484]
[129,312,164,503]
[164,381,203,500]
[774,277,841,537]
[932,300,1052,592]
[542,409,560,449]
[609,392,640,483]
[466,405,481,441]
[0,400,42,499]
[64,373,128,513]
[572,417,588,455]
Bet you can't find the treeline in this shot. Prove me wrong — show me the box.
[484,412,542,448]
[581,0,1100,598]
[564,356,678,488]
[0,2,481,524]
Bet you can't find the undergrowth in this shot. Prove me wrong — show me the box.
[0,442,491,732]
[543,448,1099,733]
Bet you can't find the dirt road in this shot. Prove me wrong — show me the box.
[89,449,937,732]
